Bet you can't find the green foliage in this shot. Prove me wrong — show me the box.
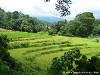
[0,7,98,37]
[48,48,100,75]
[0,8,50,33]
[67,12,95,37]
[75,56,100,75]
[48,28,56,35]
[95,19,100,25]
[48,20,68,35]
[0,59,20,75]
[48,47,82,75]
[3,31,99,75]
[48,12,95,37]
[0,35,22,74]
[92,24,100,36]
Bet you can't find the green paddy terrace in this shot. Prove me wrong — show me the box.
[0,28,100,74]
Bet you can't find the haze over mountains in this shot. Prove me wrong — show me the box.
[35,16,65,23]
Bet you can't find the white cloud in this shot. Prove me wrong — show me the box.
[65,0,100,20]
[0,0,100,20]
[0,0,58,16]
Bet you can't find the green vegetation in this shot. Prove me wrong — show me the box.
[0,7,100,75]
[0,8,50,33]
[0,28,99,74]
[48,48,100,75]
[0,35,22,75]
[49,12,95,37]
[0,30,49,39]
[0,7,100,38]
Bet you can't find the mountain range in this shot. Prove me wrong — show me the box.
[35,16,65,23]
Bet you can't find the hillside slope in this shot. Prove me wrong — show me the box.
[0,28,100,75]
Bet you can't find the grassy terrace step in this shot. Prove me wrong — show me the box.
[9,37,69,49]
[0,32,50,39]
[9,45,59,53]
[29,46,100,59]
[9,45,81,60]
[9,47,73,64]
[23,44,88,55]
[9,45,73,56]
[9,45,64,57]
[9,36,90,49]
[9,36,100,49]
[9,37,63,44]
[9,35,67,42]
[9,36,53,41]
[9,39,87,49]
[9,44,95,61]
[22,45,60,55]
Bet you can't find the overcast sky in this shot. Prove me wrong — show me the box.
[0,0,100,20]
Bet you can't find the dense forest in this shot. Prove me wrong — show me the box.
[0,7,100,75]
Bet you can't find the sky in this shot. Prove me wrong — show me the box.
[0,0,100,20]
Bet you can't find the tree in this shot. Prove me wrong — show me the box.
[44,0,72,16]
[48,48,82,75]
[95,19,100,25]
[0,35,21,71]
[66,19,80,36]
[92,19,100,36]
[0,7,47,33]
[48,20,68,35]
[48,12,95,37]
[55,0,72,16]
[0,8,6,28]
[75,56,100,75]
[0,35,12,66]
[48,48,100,75]
[12,11,20,19]
[66,12,95,37]
[75,12,95,37]
[20,19,32,32]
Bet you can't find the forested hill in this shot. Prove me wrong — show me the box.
[0,8,50,33]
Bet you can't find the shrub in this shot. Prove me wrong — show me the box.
[48,47,81,75]
[48,48,100,75]
[0,35,22,74]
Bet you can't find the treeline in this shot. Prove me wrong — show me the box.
[0,8,100,37]
[0,8,50,33]
[48,12,100,37]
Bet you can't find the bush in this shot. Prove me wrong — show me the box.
[48,48,100,75]
[0,35,22,74]
[48,47,81,75]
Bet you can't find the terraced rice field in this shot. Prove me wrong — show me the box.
[0,28,100,75]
